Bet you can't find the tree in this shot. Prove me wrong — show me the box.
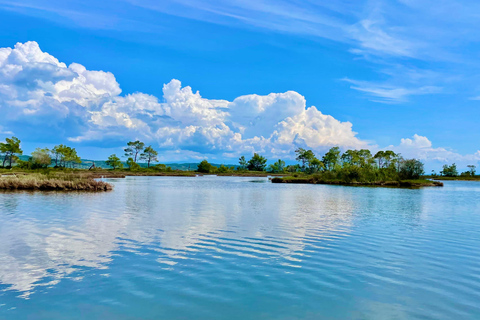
[238,156,247,170]
[295,148,315,172]
[308,157,324,173]
[217,164,229,173]
[126,157,140,170]
[197,160,214,173]
[51,145,65,167]
[124,140,145,163]
[268,159,285,173]
[0,136,23,168]
[59,146,81,168]
[247,153,267,171]
[322,147,341,171]
[374,150,397,169]
[467,165,476,176]
[31,148,51,168]
[140,146,158,168]
[399,159,424,179]
[441,163,458,177]
[106,154,123,170]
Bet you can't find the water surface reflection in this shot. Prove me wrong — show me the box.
[0,178,479,319]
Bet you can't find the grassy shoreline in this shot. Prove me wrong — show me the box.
[0,172,113,191]
[428,176,480,181]
[271,176,443,187]
[0,169,282,191]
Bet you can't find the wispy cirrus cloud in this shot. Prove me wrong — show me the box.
[342,78,442,103]
[4,0,480,103]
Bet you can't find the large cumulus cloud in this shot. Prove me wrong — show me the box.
[0,41,367,159]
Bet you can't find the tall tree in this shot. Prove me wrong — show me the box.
[268,159,285,173]
[247,153,267,171]
[467,165,476,176]
[295,148,315,171]
[238,156,247,170]
[124,140,145,163]
[0,136,22,167]
[374,150,397,169]
[140,146,158,168]
[322,147,341,171]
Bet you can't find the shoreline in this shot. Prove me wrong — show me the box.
[271,177,443,188]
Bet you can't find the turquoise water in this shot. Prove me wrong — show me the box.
[0,176,479,319]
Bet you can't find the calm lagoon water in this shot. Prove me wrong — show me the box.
[1,176,479,319]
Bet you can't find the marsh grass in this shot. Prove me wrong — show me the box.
[0,172,112,191]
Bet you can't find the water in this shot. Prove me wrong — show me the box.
[0,176,479,319]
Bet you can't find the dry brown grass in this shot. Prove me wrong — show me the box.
[0,173,112,191]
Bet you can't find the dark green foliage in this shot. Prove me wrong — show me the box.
[197,160,215,173]
[399,159,424,179]
[124,140,145,163]
[247,153,267,171]
[217,164,229,173]
[440,163,458,177]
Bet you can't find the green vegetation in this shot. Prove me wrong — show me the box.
[247,153,267,171]
[271,147,441,187]
[1,135,475,189]
[124,140,145,163]
[106,154,123,170]
[0,136,22,168]
[430,163,480,180]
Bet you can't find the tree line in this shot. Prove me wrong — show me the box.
[1,136,478,177]
[198,147,478,181]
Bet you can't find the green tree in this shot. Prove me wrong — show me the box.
[308,157,324,173]
[124,140,145,163]
[0,136,23,168]
[467,165,476,176]
[60,146,81,168]
[295,148,315,172]
[399,159,424,179]
[322,147,341,171]
[238,156,247,170]
[31,148,52,168]
[51,145,65,167]
[247,153,267,171]
[440,163,458,177]
[374,150,397,169]
[268,159,286,173]
[126,157,140,170]
[197,160,214,173]
[217,164,230,173]
[106,154,123,170]
[140,146,158,168]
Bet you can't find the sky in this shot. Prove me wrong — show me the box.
[0,0,479,171]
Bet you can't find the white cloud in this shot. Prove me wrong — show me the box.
[387,134,480,168]
[0,41,367,159]
[343,78,442,103]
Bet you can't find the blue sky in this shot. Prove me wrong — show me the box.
[0,0,479,170]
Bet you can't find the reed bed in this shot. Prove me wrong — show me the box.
[0,173,112,191]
